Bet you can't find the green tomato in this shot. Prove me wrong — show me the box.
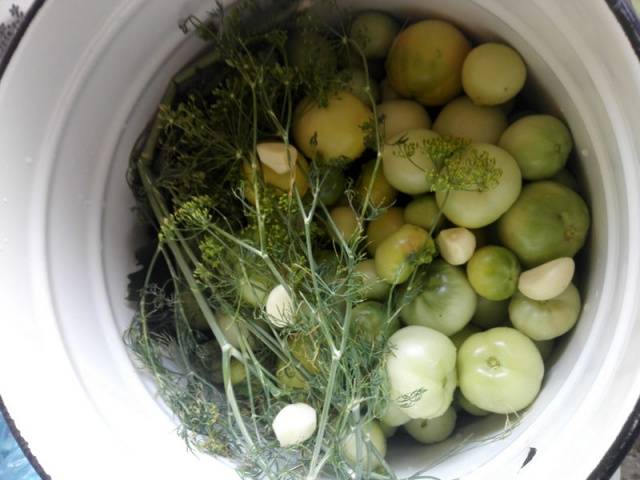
[352,301,400,343]
[329,206,361,243]
[509,283,581,341]
[399,260,477,336]
[179,289,209,331]
[472,295,510,329]
[380,401,410,427]
[293,92,372,164]
[379,422,398,438]
[466,246,521,301]
[356,160,398,209]
[382,129,439,194]
[375,224,436,285]
[433,96,508,144]
[450,323,482,349]
[237,269,270,307]
[289,333,321,374]
[405,407,457,444]
[317,167,347,206]
[403,195,443,232]
[454,389,490,417]
[457,327,544,414]
[341,421,387,471]
[287,30,337,74]
[535,339,555,361]
[366,207,405,255]
[350,11,399,59]
[462,43,527,106]
[498,115,573,180]
[497,181,590,267]
[386,20,471,106]
[354,259,391,301]
[376,100,431,140]
[218,313,253,350]
[211,353,247,386]
[436,144,522,228]
[345,68,380,106]
[386,325,457,419]
[276,359,307,390]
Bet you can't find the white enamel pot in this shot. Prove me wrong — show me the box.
[1,1,639,479]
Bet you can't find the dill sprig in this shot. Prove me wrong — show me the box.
[124,1,503,479]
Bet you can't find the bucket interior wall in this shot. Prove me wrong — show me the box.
[1,0,638,479]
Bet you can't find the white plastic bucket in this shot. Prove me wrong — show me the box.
[1,1,639,479]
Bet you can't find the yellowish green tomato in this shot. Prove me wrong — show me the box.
[352,301,400,343]
[405,407,457,444]
[317,167,346,206]
[345,68,380,105]
[276,359,307,390]
[375,224,436,285]
[293,92,372,164]
[472,295,509,329]
[386,326,457,419]
[457,327,544,414]
[497,181,590,267]
[386,20,471,106]
[356,160,398,209]
[400,260,477,336]
[350,11,399,59]
[329,206,360,243]
[454,389,490,416]
[376,100,431,140]
[509,284,581,341]
[466,246,521,301]
[366,207,405,255]
[289,334,320,374]
[433,96,508,144]
[498,115,573,180]
[462,43,526,106]
[436,144,522,228]
[450,323,481,349]
[404,195,443,232]
[354,259,391,301]
[341,421,387,471]
[382,129,439,194]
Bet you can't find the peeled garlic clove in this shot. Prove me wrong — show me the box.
[518,257,575,301]
[257,142,298,175]
[272,403,317,447]
[266,284,295,327]
[436,227,476,265]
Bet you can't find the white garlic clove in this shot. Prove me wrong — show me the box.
[266,284,295,327]
[272,403,317,447]
[436,227,476,265]
[518,257,575,301]
[256,142,299,175]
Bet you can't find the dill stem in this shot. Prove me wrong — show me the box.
[307,299,353,479]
